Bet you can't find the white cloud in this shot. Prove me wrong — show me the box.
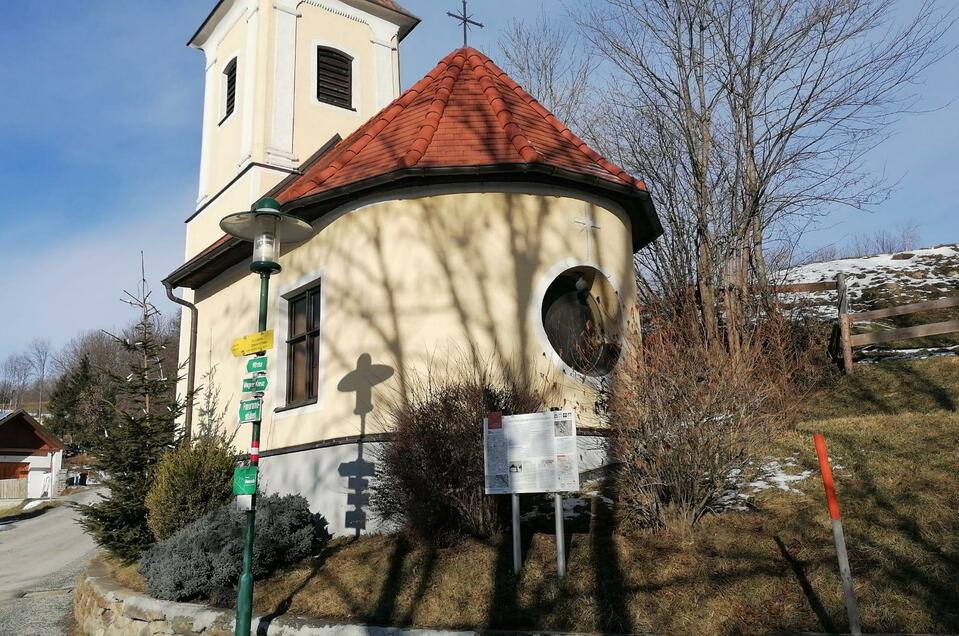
[0,193,189,361]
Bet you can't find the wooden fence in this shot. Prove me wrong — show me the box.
[0,478,27,499]
[771,274,959,374]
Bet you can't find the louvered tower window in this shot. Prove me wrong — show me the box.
[222,58,237,122]
[316,47,353,109]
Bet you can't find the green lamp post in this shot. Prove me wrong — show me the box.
[220,197,313,636]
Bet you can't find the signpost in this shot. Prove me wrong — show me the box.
[233,466,258,495]
[220,196,314,636]
[238,398,262,423]
[241,375,269,393]
[231,330,274,357]
[484,410,578,578]
[247,356,268,373]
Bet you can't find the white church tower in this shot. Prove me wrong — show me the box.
[184,0,419,259]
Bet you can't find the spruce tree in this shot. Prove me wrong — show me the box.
[47,354,114,449]
[80,262,183,561]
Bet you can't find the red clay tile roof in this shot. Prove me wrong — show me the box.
[166,48,661,290]
[276,47,647,204]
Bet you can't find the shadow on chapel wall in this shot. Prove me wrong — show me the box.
[337,353,394,536]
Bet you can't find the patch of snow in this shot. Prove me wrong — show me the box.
[22,500,46,512]
[780,244,959,319]
[716,457,818,512]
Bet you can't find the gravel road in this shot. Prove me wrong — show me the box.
[0,489,101,635]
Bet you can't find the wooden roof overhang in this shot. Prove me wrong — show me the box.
[0,410,64,453]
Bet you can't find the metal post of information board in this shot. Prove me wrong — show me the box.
[554,493,566,578]
[511,493,521,573]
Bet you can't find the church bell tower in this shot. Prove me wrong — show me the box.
[184,0,418,259]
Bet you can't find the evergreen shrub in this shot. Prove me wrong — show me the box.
[145,438,239,541]
[139,493,329,604]
[79,300,181,562]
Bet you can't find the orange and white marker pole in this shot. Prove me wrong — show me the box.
[814,433,861,635]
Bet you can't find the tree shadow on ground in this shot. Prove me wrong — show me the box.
[589,492,632,634]
[774,535,838,634]
[827,361,956,416]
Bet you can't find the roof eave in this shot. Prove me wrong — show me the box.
[187,0,232,49]
[0,410,65,450]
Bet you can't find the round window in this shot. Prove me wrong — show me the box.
[541,267,622,376]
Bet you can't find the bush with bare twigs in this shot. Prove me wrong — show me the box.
[607,310,816,530]
[371,365,545,545]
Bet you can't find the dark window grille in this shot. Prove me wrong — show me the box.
[286,284,321,406]
[316,47,353,109]
[223,58,237,120]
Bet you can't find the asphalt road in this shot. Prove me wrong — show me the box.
[0,489,101,635]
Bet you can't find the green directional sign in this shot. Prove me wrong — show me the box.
[233,466,258,495]
[241,375,269,393]
[238,398,262,423]
[246,356,268,373]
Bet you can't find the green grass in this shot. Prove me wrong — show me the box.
[236,357,959,633]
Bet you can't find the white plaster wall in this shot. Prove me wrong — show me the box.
[259,434,611,537]
[0,451,61,499]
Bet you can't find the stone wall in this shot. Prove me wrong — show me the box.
[74,557,234,636]
[73,556,480,636]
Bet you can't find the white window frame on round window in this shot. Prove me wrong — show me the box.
[532,259,625,382]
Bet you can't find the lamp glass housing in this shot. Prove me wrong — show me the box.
[252,215,280,265]
[219,199,315,275]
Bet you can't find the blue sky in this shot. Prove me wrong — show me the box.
[0,1,955,360]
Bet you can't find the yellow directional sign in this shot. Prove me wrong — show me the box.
[230,330,274,357]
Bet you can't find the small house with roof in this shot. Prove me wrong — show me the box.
[163,0,661,535]
[0,410,64,500]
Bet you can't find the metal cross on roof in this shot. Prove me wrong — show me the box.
[447,0,484,47]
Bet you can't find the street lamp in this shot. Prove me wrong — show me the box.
[219,197,313,636]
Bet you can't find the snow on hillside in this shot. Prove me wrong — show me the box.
[782,243,959,314]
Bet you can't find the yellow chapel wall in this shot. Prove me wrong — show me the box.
[290,2,391,164]
[189,188,638,453]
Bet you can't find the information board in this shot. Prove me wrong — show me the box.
[483,410,579,494]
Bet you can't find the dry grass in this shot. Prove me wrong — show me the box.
[244,356,959,634]
[805,355,959,420]
[249,412,959,633]
[105,555,146,592]
[0,500,60,521]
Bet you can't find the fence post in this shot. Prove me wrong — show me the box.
[836,274,853,374]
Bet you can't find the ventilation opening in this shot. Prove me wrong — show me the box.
[317,47,353,110]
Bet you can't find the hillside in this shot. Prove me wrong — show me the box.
[783,244,959,353]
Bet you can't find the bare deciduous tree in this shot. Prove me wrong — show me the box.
[3,354,32,410]
[498,7,596,131]
[27,338,52,422]
[578,0,953,344]
[848,222,921,258]
[54,329,125,377]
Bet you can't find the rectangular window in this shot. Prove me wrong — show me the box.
[316,47,353,109]
[286,284,321,406]
[222,58,237,122]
